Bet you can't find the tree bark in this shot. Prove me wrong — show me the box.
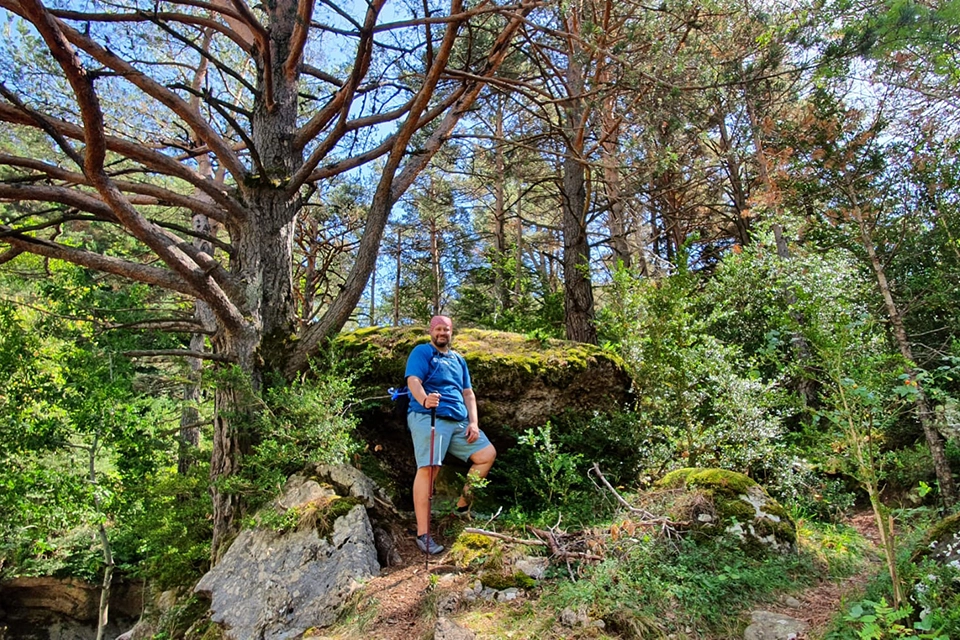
[493,95,510,314]
[560,10,597,344]
[848,192,957,507]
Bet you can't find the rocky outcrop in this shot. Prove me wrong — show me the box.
[0,576,142,640]
[194,466,383,640]
[339,326,632,501]
[656,468,796,554]
[912,511,960,568]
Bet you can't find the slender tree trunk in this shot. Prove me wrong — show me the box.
[848,192,957,507]
[369,265,376,326]
[88,433,113,640]
[515,195,523,299]
[301,215,319,328]
[180,204,218,474]
[493,95,509,315]
[560,12,597,344]
[716,109,751,245]
[394,227,402,326]
[601,90,630,269]
[430,213,441,315]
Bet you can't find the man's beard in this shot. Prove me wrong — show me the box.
[432,335,450,348]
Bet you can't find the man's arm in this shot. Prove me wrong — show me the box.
[463,387,479,443]
[407,376,440,409]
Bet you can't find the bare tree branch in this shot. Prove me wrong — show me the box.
[0,103,248,222]
[124,349,236,362]
[1,224,199,296]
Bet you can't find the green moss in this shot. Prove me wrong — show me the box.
[658,467,698,489]
[687,469,758,496]
[450,532,498,569]
[480,570,536,590]
[658,468,759,496]
[716,497,756,522]
[912,512,960,561]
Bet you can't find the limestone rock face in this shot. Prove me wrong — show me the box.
[656,468,796,554]
[194,470,381,640]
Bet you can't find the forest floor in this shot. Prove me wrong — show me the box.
[309,511,884,640]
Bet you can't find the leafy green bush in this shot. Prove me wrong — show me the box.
[829,597,949,639]
[599,263,804,495]
[114,466,213,590]
[215,357,362,514]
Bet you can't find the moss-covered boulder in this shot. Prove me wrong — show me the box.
[656,468,796,554]
[911,512,960,567]
[337,326,632,504]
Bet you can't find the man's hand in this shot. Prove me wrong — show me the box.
[424,392,441,409]
[465,423,480,443]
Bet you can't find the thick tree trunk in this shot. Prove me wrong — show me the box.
[850,196,957,507]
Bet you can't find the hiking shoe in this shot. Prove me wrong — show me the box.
[416,534,444,555]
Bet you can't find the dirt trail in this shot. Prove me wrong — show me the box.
[314,512,883,639]
[312,533,472,640]
[760,511,884,637]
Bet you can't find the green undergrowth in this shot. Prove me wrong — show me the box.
[391,514,875,640]
[541,535,818,638]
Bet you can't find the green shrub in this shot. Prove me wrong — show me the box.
[114,465,212,590]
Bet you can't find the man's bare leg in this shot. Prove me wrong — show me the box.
[414,465,440,535]
[456,444,496,510]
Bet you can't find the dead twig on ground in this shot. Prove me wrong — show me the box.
[589,462,685,541]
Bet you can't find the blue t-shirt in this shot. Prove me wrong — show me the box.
[405,343,472,421]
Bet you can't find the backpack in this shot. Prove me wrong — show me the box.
[389,349,460,420]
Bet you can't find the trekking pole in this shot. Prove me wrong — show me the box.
[426,406,437,570]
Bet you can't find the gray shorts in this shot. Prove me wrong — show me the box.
[408,411,492,468]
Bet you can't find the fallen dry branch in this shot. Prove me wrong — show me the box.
[529,527,604,561]
[464,527,604,562]
[462,527,545,547]
[589,462,685,539]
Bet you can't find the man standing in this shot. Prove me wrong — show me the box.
[405,315,497,554]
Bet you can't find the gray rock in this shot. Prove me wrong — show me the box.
[195,503,379,640]
[480,588,498,601]
[515,556,549,580]
[559,607,579,627]
[437,592,460,615]
[495,588,519,602]
[309,464,388,508]
[781,595,802,608]
[435,616,476,640]
[744,610,808,640]
[373,525,403,567]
